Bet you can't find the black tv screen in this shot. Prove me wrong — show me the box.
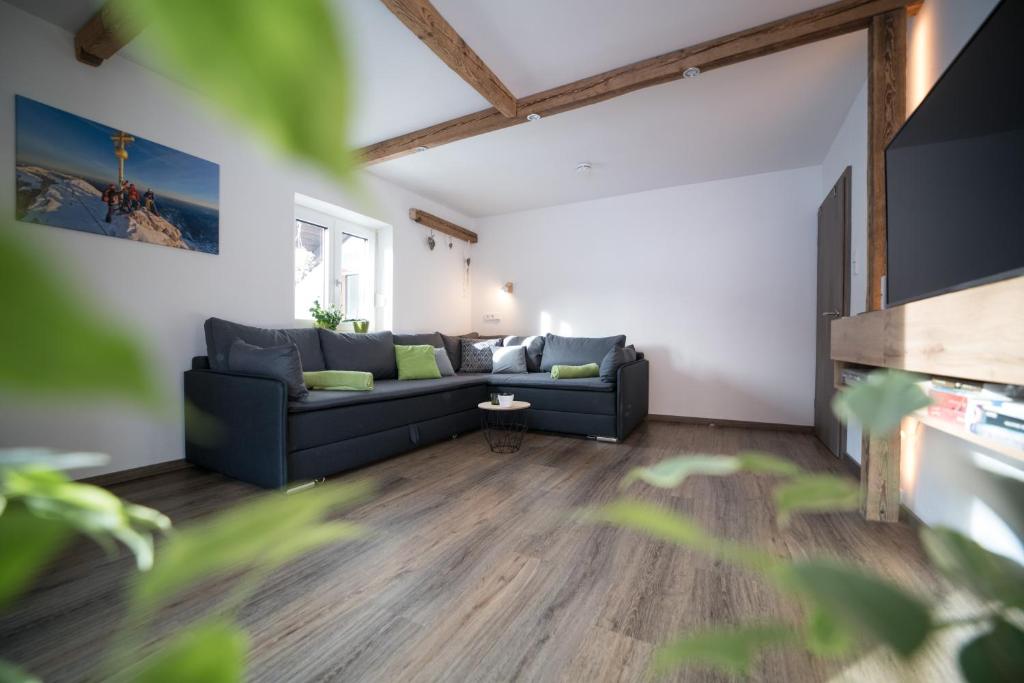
[885,0,1024,306]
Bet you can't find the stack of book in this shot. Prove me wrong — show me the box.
[927,379,1024,450]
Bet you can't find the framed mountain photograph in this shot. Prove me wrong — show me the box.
[14,95,220,254]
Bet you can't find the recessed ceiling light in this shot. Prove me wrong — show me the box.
[414,146,428,153]
[526,113,541,122]
[683,66,701,79]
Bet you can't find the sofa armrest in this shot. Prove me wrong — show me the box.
[184,369,288,488]
[616,358,649,440]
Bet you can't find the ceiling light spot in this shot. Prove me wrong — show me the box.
[526,113,541,122]
[683,66,701,79]
[414,146,428,153]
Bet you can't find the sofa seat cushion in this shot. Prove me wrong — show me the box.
[288,375,489,412]
[472,372,614,392]
[485,383,616,416]
[287,378,487,451]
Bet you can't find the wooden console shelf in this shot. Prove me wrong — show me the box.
[831,275,1024,385]
[830,275,1024,523]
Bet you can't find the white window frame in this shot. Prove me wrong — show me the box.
[294,205,377,327]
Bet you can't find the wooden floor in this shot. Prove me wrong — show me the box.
[0,422,941,682]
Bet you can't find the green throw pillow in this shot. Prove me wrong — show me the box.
[303,370,374,391]
[550,363,600,379]
[395,344,441,380]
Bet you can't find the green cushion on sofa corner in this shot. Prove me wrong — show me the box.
[550,363,600,380]
[303,370,374,391]
[395,344,442,380]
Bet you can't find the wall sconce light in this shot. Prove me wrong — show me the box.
[502,281,514,295]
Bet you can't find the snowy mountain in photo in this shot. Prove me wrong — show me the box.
[15,165,217,252]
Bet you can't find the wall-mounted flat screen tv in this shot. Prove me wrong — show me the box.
[885,0,1024,306]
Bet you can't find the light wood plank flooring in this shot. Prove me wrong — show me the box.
[0,422,939,682]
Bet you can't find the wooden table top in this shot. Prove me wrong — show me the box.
[478,400,531,411]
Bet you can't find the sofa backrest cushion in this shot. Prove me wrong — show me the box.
[228,340,308,400]
[540,333,626,372]
[503,335,545,372]
[394,332,444,348]
[460,337,500,373]
[204,317,326,372]
[318,329,396,379]
[439,332,479,371]
[599,344,637,383]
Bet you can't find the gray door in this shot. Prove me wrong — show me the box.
[814,168,851,457]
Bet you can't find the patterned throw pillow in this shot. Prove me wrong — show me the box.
[460,338,500,373]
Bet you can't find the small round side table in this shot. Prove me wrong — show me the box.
[478,400,531,453]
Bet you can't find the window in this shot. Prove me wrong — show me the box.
[294,205,377,326]
[294,220,329,320]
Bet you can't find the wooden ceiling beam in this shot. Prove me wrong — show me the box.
[409,208,478,243]
[74,2,145,66]
[360,0,918,164]
[380,0,517,118]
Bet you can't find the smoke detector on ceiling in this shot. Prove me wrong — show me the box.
[683,66,701,79]
[576,161,593,175]
[526,113,542,122]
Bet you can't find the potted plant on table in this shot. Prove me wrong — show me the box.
[309,299,343,331]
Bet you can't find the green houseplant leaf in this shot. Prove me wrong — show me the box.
[622,451,800,489]
[132,480,371,612]
[958,618,1024,683]
[115,0,354,182]
[0,659,41,683]
[651,624,795,676]
[125,619,247,683]
[786,560,933,657]
[773,474,860,526]
[0,231,161,409]
[0,503,71,610]
[921,527,1024,608]
[832,370,931,435]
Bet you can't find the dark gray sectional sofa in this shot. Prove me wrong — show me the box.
[184,319,649,488]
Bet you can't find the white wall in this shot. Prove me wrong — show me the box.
[0,2,472,477]
[471,167,821,426]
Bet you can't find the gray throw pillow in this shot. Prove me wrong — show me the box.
[459,337,500,373]
[503,335,545,372]
[318,329,397,379]
[434,347,455,376]
[600,344,637,383]
[492,345,528,374]
[540,333,627,371]
[204,317,327,371]
[228,340,308,401]
[439,332,479,371]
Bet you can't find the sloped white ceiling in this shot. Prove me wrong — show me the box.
[7,0,867,216]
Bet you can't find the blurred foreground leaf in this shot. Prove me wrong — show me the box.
[0,230,161,409]
[0,504,70,610]
[832,370,930,435]
[126,619,247,683]
[623,451,799,489]
[0,659,41,683]
[773,474,860,526]
[2,466,170,571]
[958,618,1024,683]
[652,624,794,676]
[583,500,776,571]
[921,527,1024,609]
[786,560,932,657]
[133,480,371,612]
[803,603,855,657]
[116,0,354,181]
